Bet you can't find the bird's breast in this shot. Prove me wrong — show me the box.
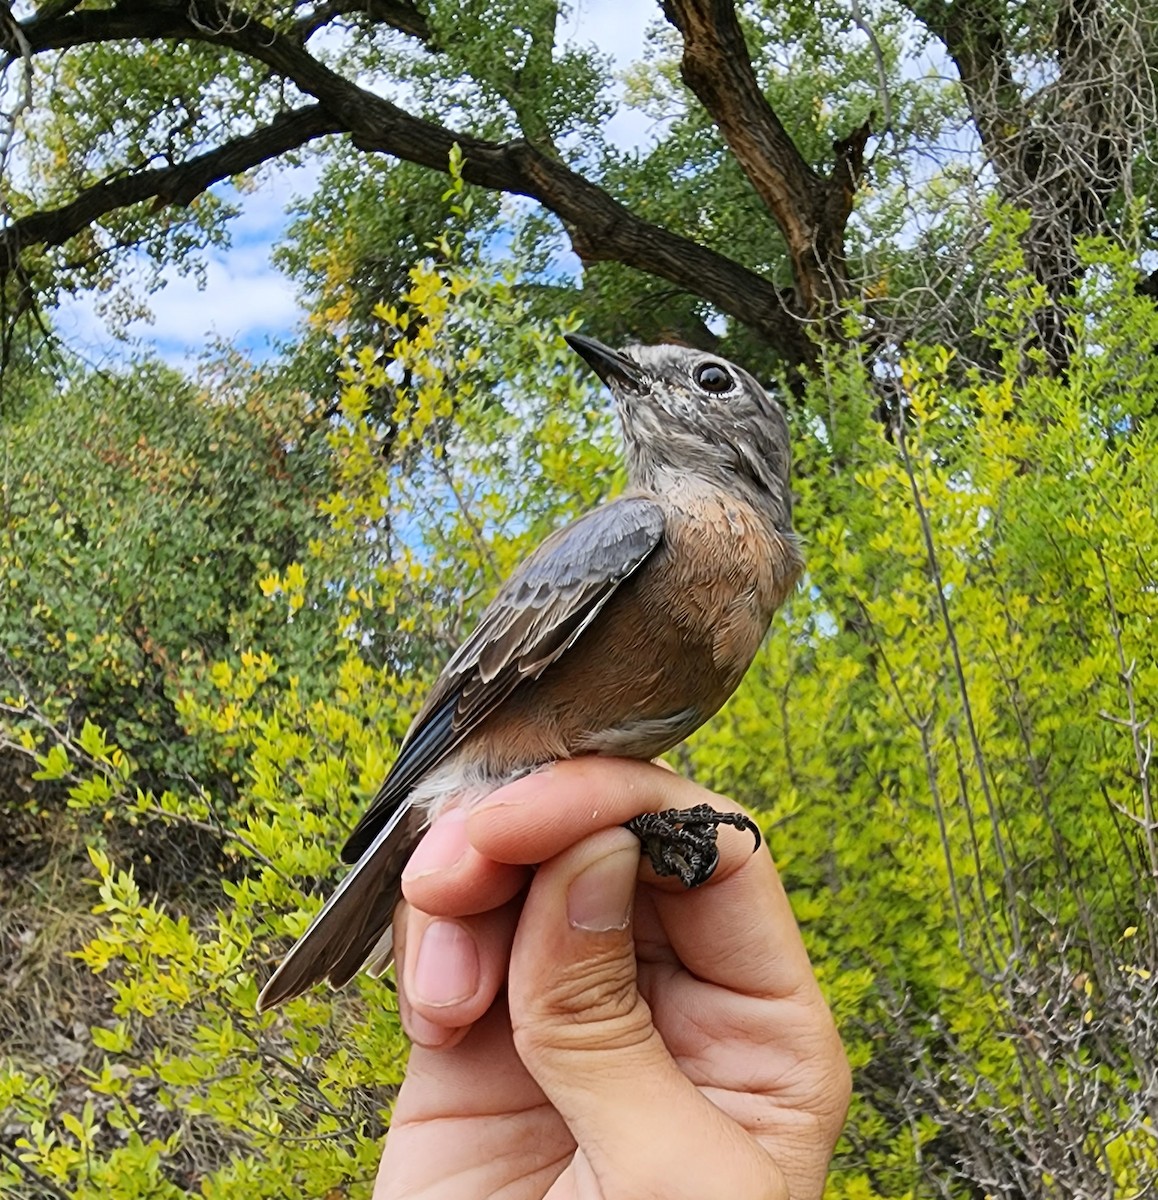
[660,485,802,688]
[464,485,802,771]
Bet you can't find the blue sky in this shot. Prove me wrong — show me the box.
[54,0,661,370]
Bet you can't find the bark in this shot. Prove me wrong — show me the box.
[662,0,870,320]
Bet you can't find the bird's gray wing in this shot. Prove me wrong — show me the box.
[340,494,665,863]
[255,798,425,1011]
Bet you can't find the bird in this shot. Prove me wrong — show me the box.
[257,335,803,1011]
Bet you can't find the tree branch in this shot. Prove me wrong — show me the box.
[902,0,1142,372]
[0,1,34,177]
[662,0,869,316]
[5,0,814,366]
[907,0,1026,197]
[292,0,431,45]
[0,104,342,272]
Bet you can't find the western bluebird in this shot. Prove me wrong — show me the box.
[257,336,802,1010]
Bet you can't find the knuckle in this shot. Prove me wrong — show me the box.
[512,945,651,1056]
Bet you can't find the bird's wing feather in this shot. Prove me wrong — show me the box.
[255,798,426,1010]
[340,495,665,863]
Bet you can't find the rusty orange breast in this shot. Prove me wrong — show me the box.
[463,482,802,771]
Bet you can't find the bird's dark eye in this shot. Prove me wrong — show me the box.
[694,362,734,394]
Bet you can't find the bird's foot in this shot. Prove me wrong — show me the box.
[624,803,762,888]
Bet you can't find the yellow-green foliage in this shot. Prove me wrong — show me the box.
[692,237,1158,1195]
[2,230,1156,1197]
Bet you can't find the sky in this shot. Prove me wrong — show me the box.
[53,0,661,370]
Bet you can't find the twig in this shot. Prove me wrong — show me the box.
[848,0,892,136]
[1094,545,1157,882]
[0,1142,72,1200]
[895,401,1023,955]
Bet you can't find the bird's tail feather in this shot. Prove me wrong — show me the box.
[256,802,426,1011]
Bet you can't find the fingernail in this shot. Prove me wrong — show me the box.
[412,920,479,1007]
[567,843,638,932]
[402,810,469,881]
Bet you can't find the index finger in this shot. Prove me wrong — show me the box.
[468,757,818,1001]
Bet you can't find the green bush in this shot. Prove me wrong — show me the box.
[2,229,1156,1197]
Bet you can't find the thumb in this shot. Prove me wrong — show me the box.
[508,828,785,1200]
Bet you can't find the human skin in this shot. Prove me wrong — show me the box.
[374,758,851,1200]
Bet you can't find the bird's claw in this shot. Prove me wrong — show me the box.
[624,803,762,888]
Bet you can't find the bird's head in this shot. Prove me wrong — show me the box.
[565,335,794,531]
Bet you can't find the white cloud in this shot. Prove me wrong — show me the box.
[567,0,661,152]
[231,157,322,244]
[54,158,321,369]
[55,240,305,370]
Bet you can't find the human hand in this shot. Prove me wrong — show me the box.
[374,758,850,1200]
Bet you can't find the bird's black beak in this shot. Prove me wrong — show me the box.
[565,334,644,391]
